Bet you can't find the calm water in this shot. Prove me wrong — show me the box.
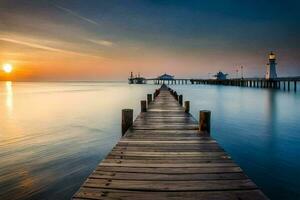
[0,82,299,200]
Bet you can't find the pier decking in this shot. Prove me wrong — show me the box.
[73,85,268,200]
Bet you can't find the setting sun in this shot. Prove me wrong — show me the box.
[3,64,13,73]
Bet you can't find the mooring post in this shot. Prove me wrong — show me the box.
[184,101,190,113]
[122,109,133,136]
[154,89,160,98]
[147,94,152,105]
[179,95,183,106]
[154,90,158,98]
[174,92,178,100]
[141,100,147,112]
[199,110,211,136]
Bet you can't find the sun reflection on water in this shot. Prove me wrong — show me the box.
[5,81,13,113]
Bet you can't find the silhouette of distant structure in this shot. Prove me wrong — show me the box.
[128,72,146,84]
[214,71,228,80]
[265,51,277,80]
[157,73,174,80]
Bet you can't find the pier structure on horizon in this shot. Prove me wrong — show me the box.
[191,51,299,92]
[73,84,268,200]
[190,77,299,92]
[129,72,190,85]
[128,51,299,92]
[128,72,299,92]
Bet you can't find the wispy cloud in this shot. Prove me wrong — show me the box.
[87,39,114,47]
[0,36,105,59]
[54,5,99,25]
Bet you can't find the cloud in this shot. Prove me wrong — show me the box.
[54,5,99,26]
[0,36,105,59]
[87,39,114,47]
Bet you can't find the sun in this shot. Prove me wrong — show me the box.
[3,63,13,73]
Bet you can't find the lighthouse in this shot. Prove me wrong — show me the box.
[265,51,277,79]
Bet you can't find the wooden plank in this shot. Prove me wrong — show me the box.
[99,162,237,168]
[116,143,220,147]
[109,151,226,155]
[90,172,247,181]
[101,159,233,164]
[106,155,231,160]
[132,125,199,130]
[74,188,268,200]
[112,145,225,151]
[133,122,198,126]
[125,129,200,133]
[122,137,208,140]
[83,179,258,191]
[96,166,244,174]
[119,140,217,144]
[121,138,210,142]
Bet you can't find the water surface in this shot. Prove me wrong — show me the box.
[0,82,299,199]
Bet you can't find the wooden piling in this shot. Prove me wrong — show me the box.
[184,101,190,113]
[121,109,133,136]
[199,110,211,136]
[154,89,160,98]
[174,92,178,100]
[141,100,147,112]
[179,95,183,106]
[147,94,152,105]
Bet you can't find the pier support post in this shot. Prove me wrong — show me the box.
[147,94,152,105]
[141,100,147,112]
[184,101,190,113]
[295,81,297,92]
[174,92,178,100]
[178,95,183,106]
[154,89,159,98]
[199,110,211,136]
[122,109,133,136]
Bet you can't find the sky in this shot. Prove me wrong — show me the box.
[0,0,299,81]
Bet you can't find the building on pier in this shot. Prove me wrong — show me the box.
[128,72,146,84]
[213,71,228,80]
[157,73,174,80]
[265,51,277,80]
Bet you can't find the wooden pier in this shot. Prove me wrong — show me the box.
[129,76,299,92]
[191,77,299,92]
[73,85,268,200]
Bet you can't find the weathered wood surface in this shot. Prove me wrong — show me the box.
[73,85,268,200]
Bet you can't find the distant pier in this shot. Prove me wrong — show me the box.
[191,77,300,92]
[73,84,268,200]
[129,75,299,92]
[128,52,299,92]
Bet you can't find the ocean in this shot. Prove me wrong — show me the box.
[0,81,299,199]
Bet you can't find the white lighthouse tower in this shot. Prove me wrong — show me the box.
[265,51,277,79]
